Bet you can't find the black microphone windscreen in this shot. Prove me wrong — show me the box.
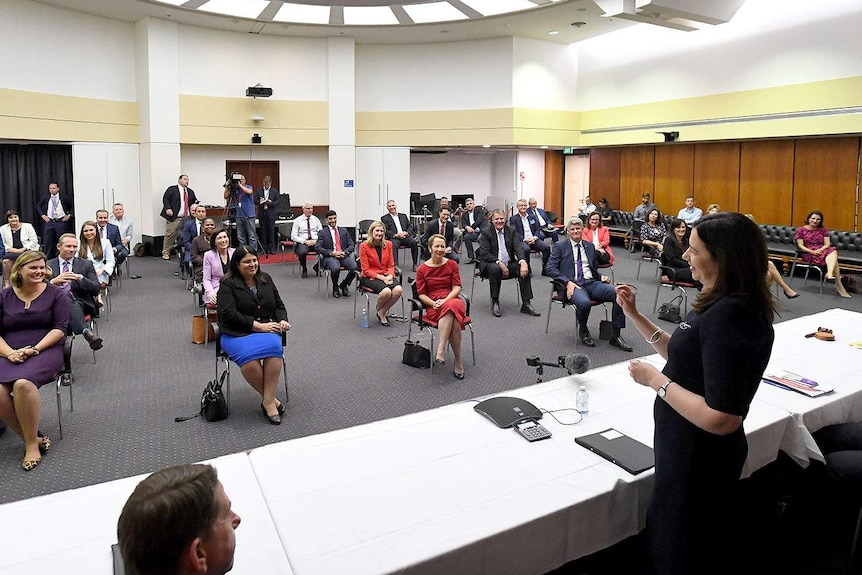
[564,353,591,375]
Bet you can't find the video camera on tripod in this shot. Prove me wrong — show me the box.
[223,172,244,216]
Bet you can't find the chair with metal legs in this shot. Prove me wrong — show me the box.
[407,277,476,372]
[544,279,607,337]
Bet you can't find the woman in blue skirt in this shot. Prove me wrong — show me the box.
[217,245,290,424]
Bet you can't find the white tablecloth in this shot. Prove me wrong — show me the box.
[0,453,293,575]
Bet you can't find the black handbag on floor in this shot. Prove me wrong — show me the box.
[402,339,431,369]
[201,371,229,421]
[657,294,683,323]
[595,249,611,266]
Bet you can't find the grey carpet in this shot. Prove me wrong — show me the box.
[1,242,860,506]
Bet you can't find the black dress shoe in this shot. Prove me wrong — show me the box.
[332,287,341,298]
[83,330,103,351]
[520,303,541,317]
[579,331,596,347]
[609,335,633,352]
[492,301,501,317]
[277,402,285,416]
[313,263,320,276]
[340,284,350,297]
[301,270,308,279]
[261,404,282,425]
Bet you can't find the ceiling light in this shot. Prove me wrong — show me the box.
[198,0,269,19]
[343,6,399,26]
[540,145,549,149]
[548,30,560,35]
[273,3,330,24]
[404,2,468,24]
[460,0,537,17]
[482,144,491,148]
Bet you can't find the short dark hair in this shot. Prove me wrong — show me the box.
[642,193,651,199]
[691,212,775,322]
[805,210,825,228]
[209,227,229,251]
[324,209,337,219]
[117,464,220,575]
[669,217,687,232]
[5,209,18,221]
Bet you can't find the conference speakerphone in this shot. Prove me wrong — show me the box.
[474,396,551,441]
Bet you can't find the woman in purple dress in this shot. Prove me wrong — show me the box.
[0,250,69,471]
[794,210,850,298]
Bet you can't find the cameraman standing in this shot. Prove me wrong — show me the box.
[224,173,257,251]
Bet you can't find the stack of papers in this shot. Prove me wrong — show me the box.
[762,372,834,398]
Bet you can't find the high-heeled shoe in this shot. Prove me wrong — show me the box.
[22,457,41,471]
[376,311,390,327]
[260,403,282,425]
[276,402,285,416]
[454,370,465,380]
[38,434,51,454]
[434,357,446,365]
[784,291,799,299]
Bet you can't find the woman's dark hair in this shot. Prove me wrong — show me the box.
[647,208,662,222]
[5,209,18,221]
[691,212,775,322]
[805,210,825,228]
[209,226,230,251]
[669,217,686,233]
[226,244,268,283]
[588,211,603,227]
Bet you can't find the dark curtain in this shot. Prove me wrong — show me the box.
[0,144,74,239]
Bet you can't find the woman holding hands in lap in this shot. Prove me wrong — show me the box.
[358,221,403,326]
[795,210,851,298]
[203,227,235,307]
[616,213,775,575]
[0,251,69,471]
[217,245,290,425]
[415,234,470,379]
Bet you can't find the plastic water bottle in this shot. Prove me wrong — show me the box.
[576,385,589,414]
[360,308,369,329]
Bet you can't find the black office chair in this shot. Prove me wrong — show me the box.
[49,337,74,440]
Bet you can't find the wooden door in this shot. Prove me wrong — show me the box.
[225,160,280,199]
[693,142,740,214]
[620,146,654,213]
[792,137,859,231]
[654,144,694,218]
[739,140,794,225]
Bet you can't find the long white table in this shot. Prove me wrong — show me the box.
[248,358,794,575]
[0,453,294,575]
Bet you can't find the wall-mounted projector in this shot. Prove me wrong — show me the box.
[246,84,273,98]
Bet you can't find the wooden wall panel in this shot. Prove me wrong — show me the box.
[654,144,694,217]
[793,137,859,231]
[693,142,740,215]
[543,150,564,216]
[588,147,621,211]
[620,146,654,213]
[739,140,794,225]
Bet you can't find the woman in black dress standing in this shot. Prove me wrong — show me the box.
[616,212,776,575]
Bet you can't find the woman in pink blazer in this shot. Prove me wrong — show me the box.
[202,227,235,306]
[358,221,403,326]
[582,212,614,265]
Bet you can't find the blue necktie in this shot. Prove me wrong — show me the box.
[498,232,509,266]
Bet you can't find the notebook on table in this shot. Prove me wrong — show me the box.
[575,428,655,475]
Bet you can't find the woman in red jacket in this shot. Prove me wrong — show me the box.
[359,221,403,326]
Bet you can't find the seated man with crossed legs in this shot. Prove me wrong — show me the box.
[546,218,632,351]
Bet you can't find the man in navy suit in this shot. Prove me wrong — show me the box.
[459,198,487,263]
[546,218,632,351]
[421,206,459,263]
[47,233,104,350]
[527,197,559,243]
[315,210,358,298]
[182,205,208,263]
[96,209,128,266]
[477,209,541,318]
[381,200,418,270]
[509,199,550,275]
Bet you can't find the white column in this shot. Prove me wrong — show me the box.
[327,37,357,226]
[135,18,181,240]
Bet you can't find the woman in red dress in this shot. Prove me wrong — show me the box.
[794,210,850,298]
[415,234,470,379]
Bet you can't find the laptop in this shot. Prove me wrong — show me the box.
[575,428,655,475]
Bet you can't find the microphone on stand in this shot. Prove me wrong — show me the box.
[559,353,591,375]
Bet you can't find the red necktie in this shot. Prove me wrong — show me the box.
[183,188,189,217]
[333,228,342,251]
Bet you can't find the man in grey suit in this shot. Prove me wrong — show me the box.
[546,218,632,351]
[381,200,418,270]
[47,233,103,350]
[476,209,541,318]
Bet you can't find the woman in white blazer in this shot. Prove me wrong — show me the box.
[1,210,40,287]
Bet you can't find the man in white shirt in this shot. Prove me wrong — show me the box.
[290,202,324,278]
[109,203,133,251]
[578,195,597,217]
[677,196,703,225]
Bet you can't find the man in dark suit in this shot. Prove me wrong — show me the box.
[509,199,551,275]
[546,218,632,351]
[182,205,208,264]
[527,197,559,243]
[459,198,487,263]
[315,210,358,298]
[96,209,128,267]
[47,233,104,350]
[38,182,74,260]
[476,209,541,318]
[160,174,198,260]
[256,175,280,255]
[381,199,418,270]
[421,206,459,263]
